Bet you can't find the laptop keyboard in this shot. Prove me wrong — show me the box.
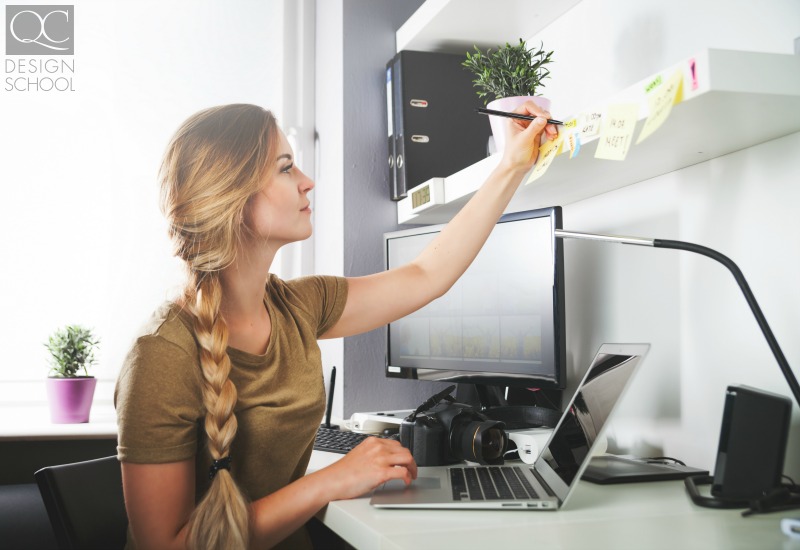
[449,466,540,501]
[313,426,389,454]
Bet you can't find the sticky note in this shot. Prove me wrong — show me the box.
[594,103,639,161]
[644,75,663,94]
[567,131,581,159]
[525,134,564,185]
[636,70,684,144]
[689,58,699,91]
[579,111,603,139]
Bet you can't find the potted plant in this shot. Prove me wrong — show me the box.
[462,38,554,151]
[44,325,99,423]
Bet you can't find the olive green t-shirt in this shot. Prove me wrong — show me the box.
[114,274,348,549]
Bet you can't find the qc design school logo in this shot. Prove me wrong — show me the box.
[5,5,75,92]
[6,5,73,55]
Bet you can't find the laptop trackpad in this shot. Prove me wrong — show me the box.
[372,476,444,506]
[383,476,441,492]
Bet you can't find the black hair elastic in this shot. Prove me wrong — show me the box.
[209,456,232,480]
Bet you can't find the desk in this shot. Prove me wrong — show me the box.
[0,405,117,485]
[308,451,799,550]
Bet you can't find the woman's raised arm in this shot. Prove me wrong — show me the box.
[323,100,558,340]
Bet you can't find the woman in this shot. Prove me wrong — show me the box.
[115,102,557,550]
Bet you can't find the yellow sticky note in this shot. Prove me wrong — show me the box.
[525,134,564,185]
[636,70,684,144]
[556,134,567,156]
[579,112,603,139]
[594,103,639,161]
[555,125,572,156]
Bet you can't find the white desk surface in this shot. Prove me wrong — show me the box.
[308,451,800,550]
[4,417,797,549]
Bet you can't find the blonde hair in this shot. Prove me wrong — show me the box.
[159,104,278,550]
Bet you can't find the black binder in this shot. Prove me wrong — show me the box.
[386,50,491,201]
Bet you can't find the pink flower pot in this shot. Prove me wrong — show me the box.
[46,377,97,423]
[486,96,552,153]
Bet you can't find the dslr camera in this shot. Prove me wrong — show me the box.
[399,386,508,467]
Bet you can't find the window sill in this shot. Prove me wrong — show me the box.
[0,377,116,440]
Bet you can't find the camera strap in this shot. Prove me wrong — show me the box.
[406,385,457,422]
[483,405,561,429]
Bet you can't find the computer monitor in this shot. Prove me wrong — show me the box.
[384,206,567,398]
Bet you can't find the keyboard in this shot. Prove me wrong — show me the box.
[313,426,388,454]
[449,466,540,501]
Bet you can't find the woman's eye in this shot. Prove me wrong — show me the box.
[280,163,293,174]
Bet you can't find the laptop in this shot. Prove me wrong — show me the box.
[370,343,650,510]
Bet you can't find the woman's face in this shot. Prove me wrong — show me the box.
[247,130,315,247]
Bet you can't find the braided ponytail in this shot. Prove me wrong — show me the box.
[186,273,249,550]
[158,104,279,550]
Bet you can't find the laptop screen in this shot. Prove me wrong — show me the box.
[534,343,649,503]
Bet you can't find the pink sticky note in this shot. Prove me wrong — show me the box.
[689,58,699,91]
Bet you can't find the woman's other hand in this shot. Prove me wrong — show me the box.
[321,436,418,500]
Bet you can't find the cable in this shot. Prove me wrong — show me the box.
[741,484,800,517]
[644,456,686,467]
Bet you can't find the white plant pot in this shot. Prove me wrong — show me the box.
[486,96,551,153]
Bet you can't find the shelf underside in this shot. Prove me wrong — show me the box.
[404,87,800,225]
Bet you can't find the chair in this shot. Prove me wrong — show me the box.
[34,456,128,550]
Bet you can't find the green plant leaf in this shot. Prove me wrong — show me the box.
[463,38,554,104]
[44,324,99,378]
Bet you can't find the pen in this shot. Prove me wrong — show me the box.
[476,107,563,126]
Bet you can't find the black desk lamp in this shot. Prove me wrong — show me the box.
[556,229,800,513]
[554,229,800,408]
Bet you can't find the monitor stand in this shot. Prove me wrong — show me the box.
[455,383,562,430]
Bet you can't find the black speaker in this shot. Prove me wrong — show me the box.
[711,385,792,500]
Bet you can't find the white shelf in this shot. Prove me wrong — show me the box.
[396,0,582,54]
[398,48,800,225]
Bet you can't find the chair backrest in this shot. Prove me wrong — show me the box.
[35,455,128,550]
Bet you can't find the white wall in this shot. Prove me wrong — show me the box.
[0,0,285,408]
[528,0,800,476]
[314,0,346,421]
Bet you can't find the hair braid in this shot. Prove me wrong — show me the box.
[158,104,278,550]
[186,273,250,550]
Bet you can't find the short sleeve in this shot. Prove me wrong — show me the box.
[279,275,348,337]
[114,335,204,464]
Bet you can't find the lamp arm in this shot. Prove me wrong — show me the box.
[554,229,800,408]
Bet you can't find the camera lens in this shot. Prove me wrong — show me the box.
[453,420,508,465]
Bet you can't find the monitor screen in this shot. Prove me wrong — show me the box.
[384,207,566,389]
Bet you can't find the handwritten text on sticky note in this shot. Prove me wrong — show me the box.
[526,134,564,185]
[594,104,639,161]
[567,131,581,159]
[636,70,684,144]
[579,112,603,139]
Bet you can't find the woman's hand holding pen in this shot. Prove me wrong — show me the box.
[498,100,559,177]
